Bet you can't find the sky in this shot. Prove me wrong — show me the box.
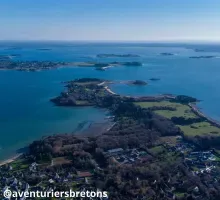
[0,0,220,41]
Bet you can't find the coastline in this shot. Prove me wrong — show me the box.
[104,86,116,95]
[189,103,220,128]
[0,153,22,167]
[103,83,220,129]
[1,81,220,167]
[0,94,220,167]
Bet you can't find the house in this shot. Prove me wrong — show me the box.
[22,183,29,192]
[55,173,60,180]
[85,177,89,184]
[11,178,18,186]
[29,162,37,172]
[67,172,72,179]
[2,177,8,184]
[107,148,123,155]
[49,179,54,183]
[2,186,8,193]
[193,186,199,193]
[77,171,93,178]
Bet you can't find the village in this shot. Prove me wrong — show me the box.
[2,134,220,200]
[0,158,108,199]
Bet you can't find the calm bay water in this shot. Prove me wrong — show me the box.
[0,41,220,160]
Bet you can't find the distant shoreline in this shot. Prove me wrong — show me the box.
[0,60,143,72]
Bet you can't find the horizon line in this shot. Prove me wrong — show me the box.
[0,39,220,44]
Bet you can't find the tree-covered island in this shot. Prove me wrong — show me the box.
[0,59,142,72]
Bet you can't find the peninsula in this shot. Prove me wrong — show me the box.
[51,77,220,148]
[2,78,220,200]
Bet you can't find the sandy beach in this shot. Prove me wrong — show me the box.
[0,153,22,167]
[104,86,116,95]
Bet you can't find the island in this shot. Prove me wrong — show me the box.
[0,60,143,72]
[128,80,148,85]
[0,54,21,61]
[112,61,142,66]
[2,78,220,200]
[36,48,52,51]
[4,47,22,50]
[0,55,11,61]
[194,49,205,52]
[149,78,160,81]
[97,54,140,58]
[10,54,21,57]
[160,52,174,56]
[189,56,216,59]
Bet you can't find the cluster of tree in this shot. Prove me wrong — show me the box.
[97,54,140,58]
[51,79,183,153]
[93,154,220,200]
[130,80,147,85]
[0,60,66,70]
[71,151,95,169]
[27,120,220,200]
[171,116,205,125]
[185,135,220,150]
[29,134,104,170]
[148,106,176,111]
[94,63,109,68]
[172,95,197,104]
[120,62,142,66]
[74,78,103,83]
[93,102,182,151]
[51,81,106,106]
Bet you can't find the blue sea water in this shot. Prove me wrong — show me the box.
[0,41,220,160]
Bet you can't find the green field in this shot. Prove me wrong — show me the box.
[135,101,197,119]
[135,101,220,137]
[178,122,220,136]
[11,159,29,171]
[174,192,185,198]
